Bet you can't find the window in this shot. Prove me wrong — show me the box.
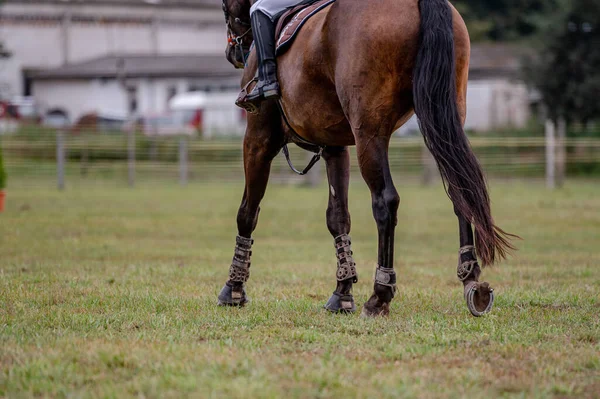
[166,86,177,108]
[127,86,138,113]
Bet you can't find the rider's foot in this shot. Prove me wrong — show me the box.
[235,10,279,114]
[236,80,280,113]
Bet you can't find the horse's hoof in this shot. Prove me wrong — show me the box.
[464,281,494,317]
[217,284,249,307]
[360,294,390,318]
[324,292,356,314]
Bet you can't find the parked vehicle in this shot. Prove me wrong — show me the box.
[140,113,198,137]
[42,110,71,129]
[0,97,41,134]
[169,91,245,138]
[4,97,40,123]
[71,112,129,133]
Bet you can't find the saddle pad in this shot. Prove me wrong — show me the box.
[275,0,336,55]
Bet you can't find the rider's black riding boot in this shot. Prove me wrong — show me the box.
[236,11,280,113]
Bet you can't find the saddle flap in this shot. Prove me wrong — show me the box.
[275,0,336,55]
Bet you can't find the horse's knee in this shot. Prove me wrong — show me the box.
[385,188,400,214]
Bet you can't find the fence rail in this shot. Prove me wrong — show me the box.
[1,132,599,188]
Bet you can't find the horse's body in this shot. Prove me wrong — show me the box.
[220,0,515,316]
[274,0,468,147]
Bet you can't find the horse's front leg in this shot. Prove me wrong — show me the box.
[356,136,400,317]
[322,146,358,314]
[217,110,284,307]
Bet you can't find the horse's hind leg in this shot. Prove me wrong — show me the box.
[322,146,358,314]
[217,110,284,307]
[455,206,495,316]
[355,135,400,317]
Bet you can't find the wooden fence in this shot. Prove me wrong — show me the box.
[1,132,599,189]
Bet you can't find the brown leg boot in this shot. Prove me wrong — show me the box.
[236,10,280,113]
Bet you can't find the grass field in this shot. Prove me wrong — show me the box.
[1,179,599,398]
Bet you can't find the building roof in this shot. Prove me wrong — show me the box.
[469,44,528,79]
[3,0,218,9]
[30,44,527,82]
[30,54,242,80]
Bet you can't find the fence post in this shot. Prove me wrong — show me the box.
[179,136,189,186]
[80,135,89,177]
[127,129,135,188]
[56,130,65,191]
[545,119,556,189]
[556,117,567,188]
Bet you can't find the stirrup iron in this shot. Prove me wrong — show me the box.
[236,78,260,113]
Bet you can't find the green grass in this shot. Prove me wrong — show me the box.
[0,180,599,398]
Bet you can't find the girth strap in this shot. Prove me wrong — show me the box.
[229,236,253,283]
[334,234,358,283]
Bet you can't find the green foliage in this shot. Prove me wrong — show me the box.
[0,141,6,190]
[525,0,600,123]
[453,0,559,41]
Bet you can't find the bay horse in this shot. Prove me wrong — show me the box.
[218,0,516,317]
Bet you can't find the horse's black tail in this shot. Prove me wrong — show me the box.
[412,0,516,266]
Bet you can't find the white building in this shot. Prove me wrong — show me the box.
[30,54,243,128]
[465,44,531,132]
[0,0,226,98]
[1,0,246,135]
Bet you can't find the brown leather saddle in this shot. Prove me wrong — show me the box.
[275,0,336,55]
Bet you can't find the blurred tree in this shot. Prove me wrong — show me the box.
[453,0,558,41]
[526,0,600,123]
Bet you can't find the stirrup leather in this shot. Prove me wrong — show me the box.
[334,234,358,283]
[229,236,253,283]
[457,245,478,281]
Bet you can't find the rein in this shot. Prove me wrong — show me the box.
[222,0,324,176]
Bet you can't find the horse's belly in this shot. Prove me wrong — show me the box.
[279,88,354,146]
